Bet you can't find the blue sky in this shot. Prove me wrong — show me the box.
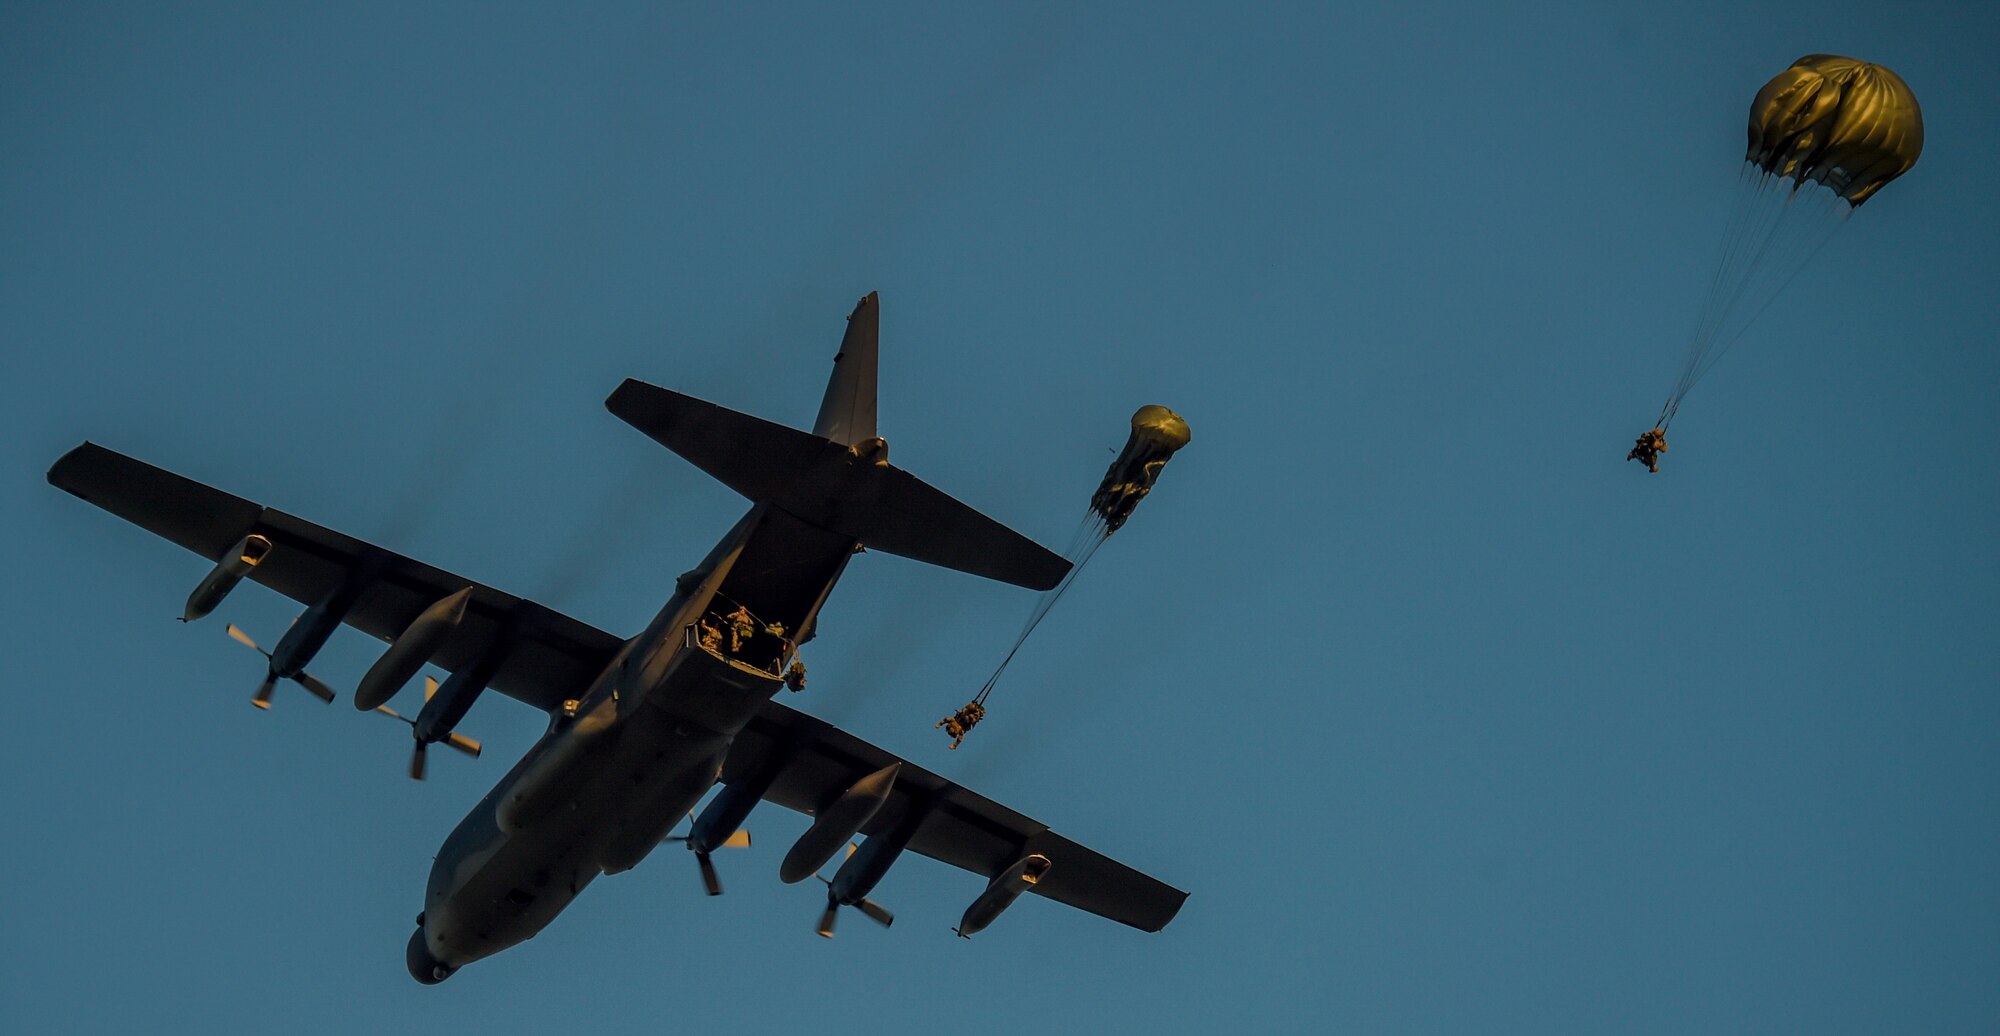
[4,2,1996,1032]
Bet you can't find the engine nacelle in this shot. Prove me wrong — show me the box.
[689,781,764,854]
[181,534,273,622]
[413,642,506,745]
[779,763,900,884]
[270,562,379,677]
[829,801,925,906]
[354,587,472,710]
[956,854,1052,938]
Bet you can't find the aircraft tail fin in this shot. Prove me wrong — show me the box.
[812,292,878,446]
[606,378,1069,591]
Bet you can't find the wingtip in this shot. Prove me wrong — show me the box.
[1148,888,1190,932]
[47,441,102,495]
[604,378,649,414]
[1025,554,1073,592]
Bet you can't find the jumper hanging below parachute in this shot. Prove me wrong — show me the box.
[1633,55,1922,464]
[938,405,1190,748]
[1627,428,1667,474]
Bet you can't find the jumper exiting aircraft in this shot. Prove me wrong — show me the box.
[46,293,1186,983]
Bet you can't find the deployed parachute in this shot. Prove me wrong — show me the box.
[1090,405,1193,533]
[1747,55,1923,206]
[938,406,1190,748]
[1648,55,1922,437]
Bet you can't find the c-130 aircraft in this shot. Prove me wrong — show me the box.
[47,293,1184,983]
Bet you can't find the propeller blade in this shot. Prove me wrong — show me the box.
[409,741,428,781]
[252,675,277,709]
[375,705,409,722]
[295,672,337,704]
[696,851,722,897]
[424,675,439,702]
[227,624,264,653]
[816,899,840,939]
[721,829,751,849]
[856,898,895,928]
[443,733,482,758]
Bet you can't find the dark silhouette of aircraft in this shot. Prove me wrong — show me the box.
[47,293,1185,983]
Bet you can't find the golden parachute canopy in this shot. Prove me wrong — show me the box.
[1746,54,1923,206]
[1089,405,1192,534]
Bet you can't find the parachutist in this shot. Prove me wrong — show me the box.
[1627,428,1667,473]
[1651,56,1921,429]
[724,605,756,654]
[937,701,985,750]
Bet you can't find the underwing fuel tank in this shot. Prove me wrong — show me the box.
[779,763,900,884]
[181,534,273,622]
[1089,405,1190,534]
[353,588,472,711]
[956,854,1053,937]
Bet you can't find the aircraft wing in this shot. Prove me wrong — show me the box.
[46,442,619,713]
[725,699,1188,933]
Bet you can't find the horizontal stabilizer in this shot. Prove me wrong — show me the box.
[606,379,1069,591]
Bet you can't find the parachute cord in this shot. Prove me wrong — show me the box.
[1670,178,1789,405]
[1675,167,1765,385]
[970,512,1111,708]
[1658,170,1850,424]
[1671,170,1787,405]
[1683,187,1849,391]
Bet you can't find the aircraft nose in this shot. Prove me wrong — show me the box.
[408,927,453,984]
[420,904,475,967]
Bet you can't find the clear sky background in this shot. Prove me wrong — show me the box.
[4,2,1996,1032]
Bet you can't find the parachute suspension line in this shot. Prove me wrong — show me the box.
[970,511,1111,708]
[1660,164,1772,427]
[1665,175,1789,420]
[1659,169,1852,429]
[1681,186,1850,396]
[1672,172,1791,400]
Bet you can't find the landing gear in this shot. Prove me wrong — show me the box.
[406,927,455,985]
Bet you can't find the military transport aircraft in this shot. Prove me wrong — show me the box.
[46,293,1185,983]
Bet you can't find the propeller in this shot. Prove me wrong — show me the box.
[374,677,481,780]
[814,844,895,938]
[227,624,336,707]
[664,813,751,896]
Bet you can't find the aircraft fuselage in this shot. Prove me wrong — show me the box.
[413,503,854,980]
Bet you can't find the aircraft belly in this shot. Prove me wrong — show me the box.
[426,647,785,967]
